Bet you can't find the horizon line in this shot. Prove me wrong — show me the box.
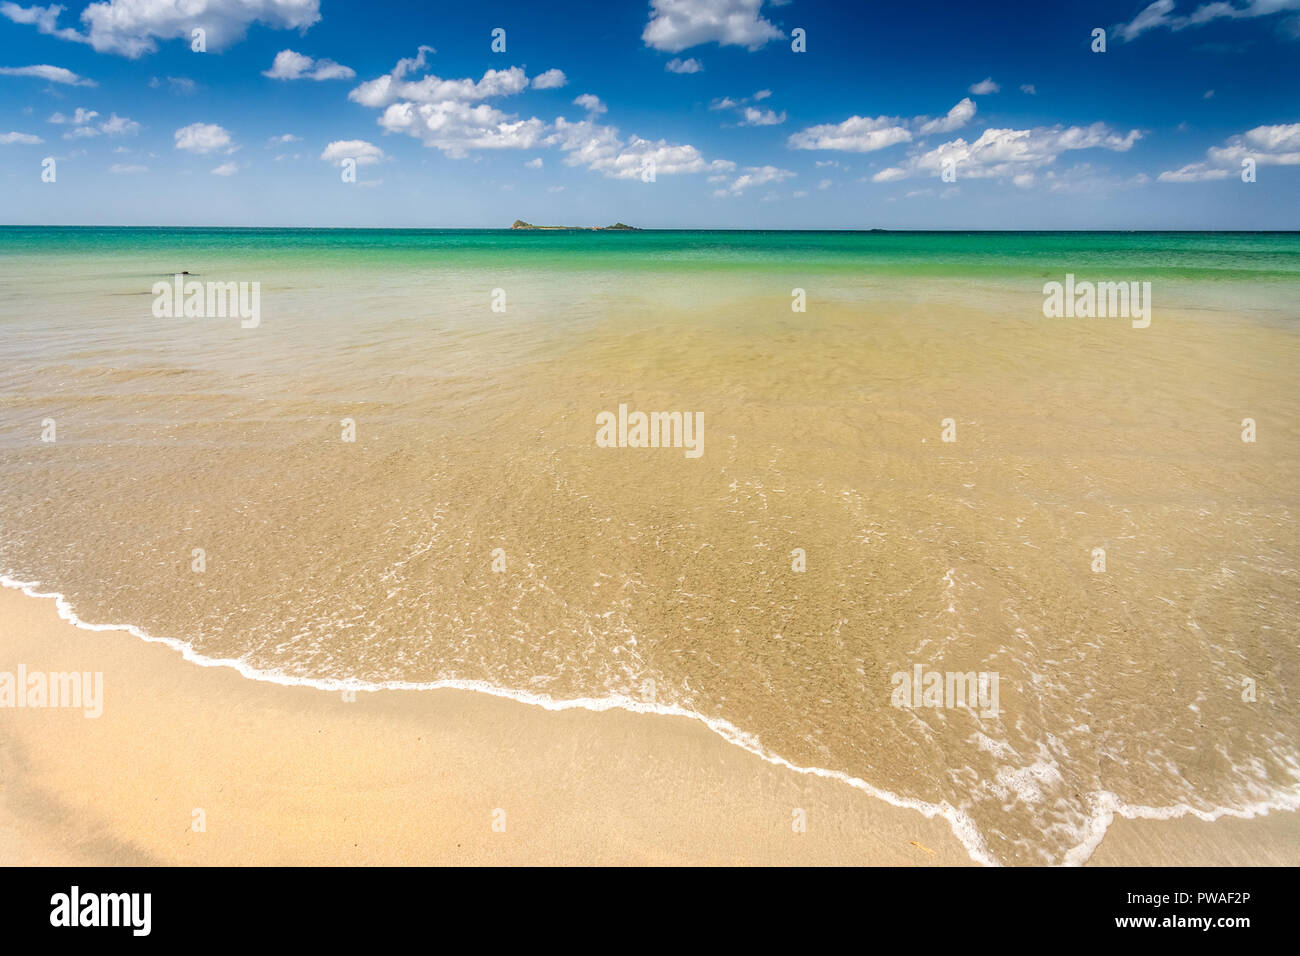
[4,224,1300,234]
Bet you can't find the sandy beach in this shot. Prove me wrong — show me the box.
[2,0,1299,888]
[2,585,1296,866]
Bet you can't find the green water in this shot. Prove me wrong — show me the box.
[3,227,1299,283]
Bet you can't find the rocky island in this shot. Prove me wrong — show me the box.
[511,220,638,230]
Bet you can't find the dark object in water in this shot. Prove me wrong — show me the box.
[511,219,639,230]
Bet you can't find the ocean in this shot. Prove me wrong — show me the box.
[2,226,1297,864]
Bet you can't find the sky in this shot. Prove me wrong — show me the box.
[0,0,1297,229]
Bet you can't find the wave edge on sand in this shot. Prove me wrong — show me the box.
[5,574,1297,867]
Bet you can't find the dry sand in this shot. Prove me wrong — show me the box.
[1,587,1295,866]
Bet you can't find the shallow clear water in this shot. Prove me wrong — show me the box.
[2,227,1297,864]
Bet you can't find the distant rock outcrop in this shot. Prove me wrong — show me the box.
[511,220,639,230]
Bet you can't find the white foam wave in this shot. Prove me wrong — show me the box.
[4,573,1298,866]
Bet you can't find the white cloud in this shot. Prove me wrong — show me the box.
[573,93,607,114]
[1117,0,1300,42]
[968,77,1000,95]
[174,122,233,154]
[0,2,83,41]
[1234,122,1300,157]
[265,50,314,79]
[873,123,1142,183]
[150,75,197,94]
[525,157,543,168]
[49,107,99,125]
[263,49,355,81]
[0,63,94,85]
[1117,0,1178,40]
[1158,122,1300,181]
[739,106,785,126]
[548,115,731,180]
[109,162,146,173]
[531,68,567,89]
[51,108,139,139]
[1020,83,1036,95]
[0,130,42,144]
[1,0,323,58]
[711,90,790,127]
[665,57,704,73]
[788,98,977,153]
[1155,163,1232,182]
[1041,163,1151,193]
[210,162,238,176]
[305,60,353,81]
[349,50,549,157]
[99,112,140,135]
[643,0,783,52]
[1,3,58,31]
[377,101,545,156]
[269,133,300,144]
[320,139,385,166]
[712,164,794,196]
[350,60,528,109]
[916,97,976,135]
[788,114,913,152]
[350,47,745,183]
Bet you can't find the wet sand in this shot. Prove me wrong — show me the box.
[2,586,1295,866]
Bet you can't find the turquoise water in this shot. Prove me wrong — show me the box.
[3,227,1299,283]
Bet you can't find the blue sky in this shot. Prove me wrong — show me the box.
[1,0,1297,228]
